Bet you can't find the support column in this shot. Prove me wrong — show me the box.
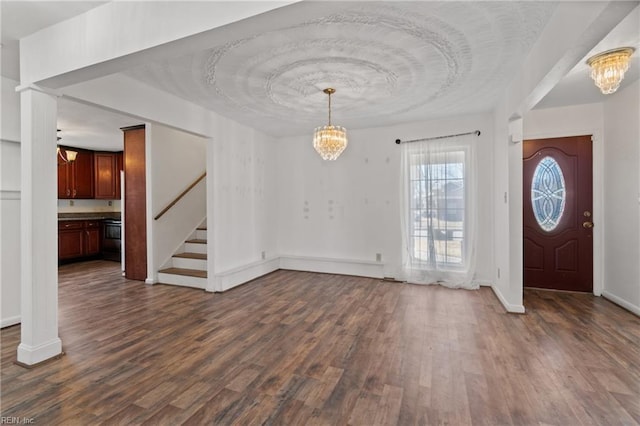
[16,85,62,365]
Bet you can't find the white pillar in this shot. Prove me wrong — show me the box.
[205,137,217,292]
[16,85,62,365]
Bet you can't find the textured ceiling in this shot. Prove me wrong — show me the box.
[125,2,557,137]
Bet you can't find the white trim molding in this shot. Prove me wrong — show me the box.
[17,337,62,365]
[209,257,280,293]
[207,255,386,293]
[491,284,526,314]
[1,316,21,328]
[602,291,640,317]
[279,255,384,279]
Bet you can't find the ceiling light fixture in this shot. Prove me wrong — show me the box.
[586,47,635,95]
[313,88,348,161]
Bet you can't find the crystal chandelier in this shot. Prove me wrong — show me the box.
[313,88,348,161]
[586,47,635,95]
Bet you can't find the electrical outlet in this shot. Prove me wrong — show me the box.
[497,268,501,279]
[108,200,112,206]
[261,251,266,260]
[69,200,74,206]
[376,253,382,262]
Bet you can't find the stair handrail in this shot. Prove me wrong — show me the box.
[154,171,206,221]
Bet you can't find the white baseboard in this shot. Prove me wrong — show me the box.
[1,315,21,328]
[279,255,384,279]
[17,337,62,365]
[602,291,640,317]
[491,285,526,314]
[209,257,280,292]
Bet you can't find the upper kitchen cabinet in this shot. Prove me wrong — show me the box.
[58,147,94,199]
[94,151,123,199]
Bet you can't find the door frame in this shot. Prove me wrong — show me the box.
[522,127,603,296]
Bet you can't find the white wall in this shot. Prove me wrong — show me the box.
[210,116,278,274]
[1,76,21,327]
[524,103,605,297]
[276,113,494,283]
[602,80,640,314]
[147,123,207,281]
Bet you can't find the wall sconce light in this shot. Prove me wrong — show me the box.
[56,131,77,162]
[57,146,78,163]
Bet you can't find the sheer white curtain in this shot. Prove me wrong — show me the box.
[399,133,478,289]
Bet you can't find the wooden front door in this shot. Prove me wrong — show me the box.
[523,135,593,292]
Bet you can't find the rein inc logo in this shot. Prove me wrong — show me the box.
[1,418,34,424]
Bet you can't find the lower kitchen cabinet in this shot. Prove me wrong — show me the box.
[58,220,102,261]
[58,221,84,259]
[85,221,101,255]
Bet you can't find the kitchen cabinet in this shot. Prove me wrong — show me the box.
[85,221,101,255]
[58,220,102,261]
[58,147,94,199]
[94,152,122,199]
[58,221,84,259]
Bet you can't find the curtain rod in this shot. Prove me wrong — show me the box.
[395,130,481,145]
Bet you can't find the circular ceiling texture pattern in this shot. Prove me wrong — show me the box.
[125,2,557,137]
[204,4,469,121]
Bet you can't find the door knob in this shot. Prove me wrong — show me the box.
[583,221,594,229]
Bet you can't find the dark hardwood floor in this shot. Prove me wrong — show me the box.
[1,260,639,425]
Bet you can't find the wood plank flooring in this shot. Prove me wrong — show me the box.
[1,260,639,425]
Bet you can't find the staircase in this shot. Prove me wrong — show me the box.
[158,224,208,289]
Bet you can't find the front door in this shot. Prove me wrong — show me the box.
[523,135,593,292]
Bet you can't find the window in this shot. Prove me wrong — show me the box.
[408,149,467,267]
[400,132,477,288]
[531,156,566,232]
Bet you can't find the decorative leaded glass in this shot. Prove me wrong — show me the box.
[531,156,566,232]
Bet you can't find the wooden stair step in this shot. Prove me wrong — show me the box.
[197,227,207,231]
[185,239,207,244]
[159,267,207,278]
[173,252,207,260]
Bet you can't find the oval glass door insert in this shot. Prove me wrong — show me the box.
[531,156,566,232]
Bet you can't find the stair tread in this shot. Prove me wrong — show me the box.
[185,239,207,244]
[159,267,207,278]
[173,252,207,260]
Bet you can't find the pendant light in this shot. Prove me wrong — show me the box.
[312,88,348,161]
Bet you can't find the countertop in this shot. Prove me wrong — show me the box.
[58,212,121,221]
